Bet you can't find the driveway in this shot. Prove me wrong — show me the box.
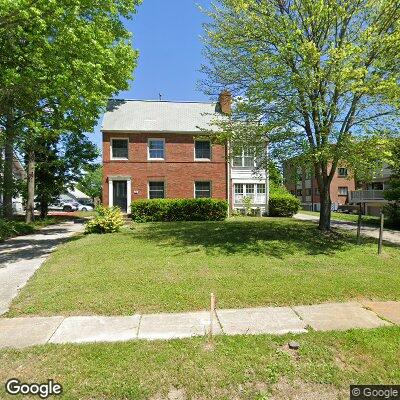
[294,213,400,245]
[0,221,84,315]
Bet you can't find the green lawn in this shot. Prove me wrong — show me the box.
[7,217,400,317]
[299,210,386,227]
[0,327,399,399]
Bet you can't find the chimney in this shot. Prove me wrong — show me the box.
[218,90,232,115]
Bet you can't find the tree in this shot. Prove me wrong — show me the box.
[34,133,98,218]
[201,0,400,230]
[383,139,400,227]
[77,164,103,204]
[0,0,141,220]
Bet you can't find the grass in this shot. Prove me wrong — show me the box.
[0,216,67,242]
[0,327,399,399]
[7,217,400,317]
[299,210,388,228]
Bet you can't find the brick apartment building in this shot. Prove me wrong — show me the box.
[102,92,268,213]
[284,163,356,212]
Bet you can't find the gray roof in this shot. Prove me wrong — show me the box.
[101,99,222,133]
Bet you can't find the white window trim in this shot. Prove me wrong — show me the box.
[194,181,212,199]
[108,176,132,212]
[232,148,256,168]
[148,138,165,161]
[110,137,129,161]
[194,139,212,161]
[148,180,166,199]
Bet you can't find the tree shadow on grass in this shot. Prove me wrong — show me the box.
[136,218,356,259]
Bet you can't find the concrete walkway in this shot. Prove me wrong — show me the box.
[294,213,400,245]
[1,301,399,348]
[0,221,84,315]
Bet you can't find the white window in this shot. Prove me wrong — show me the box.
[234,184,244,194]
[111,138,129,160]
[195,181,211,198]
[338,168,348,177]
[338,186,348,196]
[149,182,165,199]
[233,148,254,167]
[245,184,255,195]
[257,184,266,194]
[148,139,165,160]
[195,140,211,160]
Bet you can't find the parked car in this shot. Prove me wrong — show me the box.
[76,203,93,212]
[36,200,78,212]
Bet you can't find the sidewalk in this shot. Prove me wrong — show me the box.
[1,301,399,348]
[0,221,84,315]
[294,213,400,245]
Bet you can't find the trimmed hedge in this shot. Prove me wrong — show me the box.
[131,198,228,222]
[269,193,300,217]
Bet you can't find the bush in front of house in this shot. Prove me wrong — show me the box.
[131,198,228,222]
[85,205,125,234]
[269,192,300,217]
[383,203,400,229]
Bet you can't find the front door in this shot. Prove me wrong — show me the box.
[113,181,128,212]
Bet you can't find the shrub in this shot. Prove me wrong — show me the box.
[383,203,400,229]
[0,219,35,241]
[85,206,124,234]
[131,198,228,222]
[269,193,300,217]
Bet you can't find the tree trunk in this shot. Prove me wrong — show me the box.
[25,150,35,223]
[319,184,332,231]
[40,199,48,219]
[3,117,15,219]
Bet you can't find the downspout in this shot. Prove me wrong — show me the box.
[227,140,231,217]
[265,141,270,216]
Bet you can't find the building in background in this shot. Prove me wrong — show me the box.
[284,162,356,212]
[349,164,393,216]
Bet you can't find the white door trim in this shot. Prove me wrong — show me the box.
[108,177,132,212]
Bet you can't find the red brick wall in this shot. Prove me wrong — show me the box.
[103,132,227,205]
[284,162,356,205]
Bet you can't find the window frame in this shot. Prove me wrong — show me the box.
[148,138,165,161]
[194,181,212,199]
[194,139,212,161]
[338,167,348,177]
[338,186,348,196]
[110,137,129,160]
[232,148,255,168]
[148,181,166,199]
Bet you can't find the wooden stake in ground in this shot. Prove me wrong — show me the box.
[357,203,362,244]
[210,293,216,336]
[378,211,384,255]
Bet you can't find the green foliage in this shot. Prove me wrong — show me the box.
[85,206,124,234]
[202,0,400,229]
[35,133,98,217]
[0,219,35,241]
[383,204,400,229]
[269,193,300,217]
[242,196,253,216]
[131,199,228,223]
[77,164,103,202]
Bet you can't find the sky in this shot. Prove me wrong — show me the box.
[90,0,212,151]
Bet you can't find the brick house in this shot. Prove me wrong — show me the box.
[102,92,268,213]
[102,93,229,212]
[284,163,356,212]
